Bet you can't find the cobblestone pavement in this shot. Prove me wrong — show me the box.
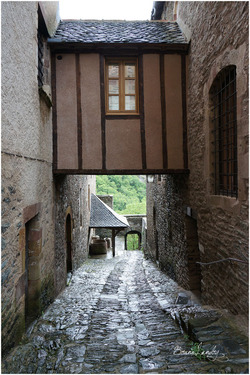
[2,247,249,374]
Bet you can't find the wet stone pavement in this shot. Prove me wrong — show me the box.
[2,248,249,374]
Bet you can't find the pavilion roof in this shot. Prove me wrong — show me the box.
[90,194,129,228]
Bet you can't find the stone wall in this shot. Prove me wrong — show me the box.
[54,175,96,295]
[97,195,113,209]
[1,2,58,353]
[146,175,192,288]
[1,1,96,355]
[180,0,248,315]
[147,1,249,315]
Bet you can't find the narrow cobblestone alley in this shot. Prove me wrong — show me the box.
[2,247,248,374]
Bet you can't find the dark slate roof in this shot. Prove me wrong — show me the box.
[50,20,187,45]
[90,194,129,228]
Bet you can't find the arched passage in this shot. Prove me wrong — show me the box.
[125,230,141,250]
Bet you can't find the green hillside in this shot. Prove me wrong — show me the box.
[96,175,146,214]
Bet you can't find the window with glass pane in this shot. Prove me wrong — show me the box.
[211,65,237,197]
[108,64,120,110]
[125,96,136,110]
[125,80,135,94]
[109,96,119,110]
[106,59,138,113]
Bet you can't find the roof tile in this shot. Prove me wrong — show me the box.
[51,20,187,45]
[90,194,129,228]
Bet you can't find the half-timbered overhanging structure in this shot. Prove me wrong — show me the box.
[49,20,189,175]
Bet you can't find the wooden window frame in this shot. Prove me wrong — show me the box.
[105,58,139,115]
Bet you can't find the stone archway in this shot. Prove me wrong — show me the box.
[125,230,142,250]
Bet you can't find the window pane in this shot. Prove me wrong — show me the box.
[109,80,119,94]
[109,96,119,110]
[212,66,237,197]
[125,96,136,110]
[125,79,135,94]
[125,64,135,78]
[108,65,119,78]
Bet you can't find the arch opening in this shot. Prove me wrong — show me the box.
[125,230,141,250]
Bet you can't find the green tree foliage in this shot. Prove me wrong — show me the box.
[96,175,146,214]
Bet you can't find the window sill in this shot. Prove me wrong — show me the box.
[39,85,52,108]
[208,195,241,214]
[105,113,140,120]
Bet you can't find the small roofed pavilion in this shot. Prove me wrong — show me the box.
[89,194,129,256]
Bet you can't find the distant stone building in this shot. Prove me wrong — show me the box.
[147,1,249,315]
[1,2,95,354]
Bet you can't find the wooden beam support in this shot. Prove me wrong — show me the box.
[138,54,147,170]
[75,54,83,170]
[51,53,58,171]
[160,53,168,169]
[54,168,190,175]
[181,54,188,169]
[100,54,106,170]
[87,227,91,254]
[112,229,115,257]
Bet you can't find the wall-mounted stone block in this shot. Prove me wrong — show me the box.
[23,203,42,224]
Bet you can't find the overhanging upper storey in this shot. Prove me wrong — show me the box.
[49,20,189,175]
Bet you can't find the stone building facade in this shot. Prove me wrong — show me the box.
[54,175,95,294]
[1,2,95,354]
[147,1,249,315]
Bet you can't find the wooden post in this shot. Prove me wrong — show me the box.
[87,227,91,255]
[112,228,115,257]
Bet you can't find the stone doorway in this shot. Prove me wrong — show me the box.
[25,214,41,327]
[66,214,73,273]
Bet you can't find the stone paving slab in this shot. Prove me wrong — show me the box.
[2,249,249,374]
